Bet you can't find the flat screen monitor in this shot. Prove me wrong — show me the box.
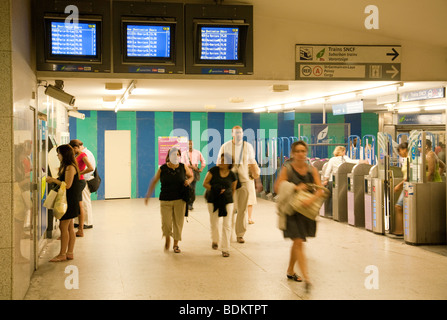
[44,17,102,63]
[122,21,176,64]
[194,21,249,65]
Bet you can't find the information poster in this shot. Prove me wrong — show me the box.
[158,136,188,165]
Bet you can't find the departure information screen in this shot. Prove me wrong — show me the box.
[50,21,97,56]
[126,25,171,58]
[200,26,239,60]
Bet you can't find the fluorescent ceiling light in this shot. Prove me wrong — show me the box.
[304,98,325,106]
[329,93,357,102]
[398,107,421,113]
[362,86,397,96]
[267,105,283,111]
[424,105,446,111]
[284,101,302,109]
[253,107,266,113]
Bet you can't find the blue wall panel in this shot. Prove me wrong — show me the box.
[207,112,225,168]
[96,111,117,200]
[136,111,155,198]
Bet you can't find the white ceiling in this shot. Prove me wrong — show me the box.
[40,78,446,113]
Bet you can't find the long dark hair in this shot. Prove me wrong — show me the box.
[57,144,79,176]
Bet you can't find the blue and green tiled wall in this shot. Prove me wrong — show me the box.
[69,111,378,200]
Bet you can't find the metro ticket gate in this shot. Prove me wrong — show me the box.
[403,182,446,245]
[347,163,372,227]
[371,166,404,235]
[332,162,355,222]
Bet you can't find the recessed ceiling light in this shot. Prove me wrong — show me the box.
[105,83,123,91]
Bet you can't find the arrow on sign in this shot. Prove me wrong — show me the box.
[386,65,399,79]
[386,48,399,61]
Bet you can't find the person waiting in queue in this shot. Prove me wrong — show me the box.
[393,142,408,236]
[425,139,445,182]
[144,148,194,253]
[46,144,83,262]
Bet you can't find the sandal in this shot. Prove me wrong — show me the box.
[50,254,67,262]
[66,252,74,260]
[212,243,218,250]
[287,273,303,282]
[173,246,181,253]
[222,251,230,257]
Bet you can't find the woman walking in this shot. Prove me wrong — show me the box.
[46,144,83,262]
[203,153,237,257]
[145,148,194,253]
[274,140,325,291]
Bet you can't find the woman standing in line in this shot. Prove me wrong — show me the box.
[144,148,194,253]
[69,139,94,237]
[203,153,237,257]
[274,140,325,291]
[46,144,83,262]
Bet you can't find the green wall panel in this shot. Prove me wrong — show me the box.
[294,113,311,139]
[224,113,242,142]
[260,113,278,139]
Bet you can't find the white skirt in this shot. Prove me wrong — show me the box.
[247,179,257,205]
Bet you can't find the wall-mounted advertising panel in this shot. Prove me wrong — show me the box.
[113,1,184,74]
[185,4,253,75]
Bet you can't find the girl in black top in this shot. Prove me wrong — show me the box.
[203,153,237,257]
[145,148,194,253]
[46,144,82,262]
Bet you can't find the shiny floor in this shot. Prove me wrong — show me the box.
[24,196,447,300]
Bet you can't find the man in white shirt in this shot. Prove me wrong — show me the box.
[217,126,260,244]
[181,140,206,210]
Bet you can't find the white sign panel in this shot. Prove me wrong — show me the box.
[296,45,401,80]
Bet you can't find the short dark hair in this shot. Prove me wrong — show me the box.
[397,142,408,151]
[291,140,308,152]
[426,139,432,149]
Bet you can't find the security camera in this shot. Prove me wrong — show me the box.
[45,84,76,106]
[68,111,85,120]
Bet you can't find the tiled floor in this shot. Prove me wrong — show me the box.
[24,196,447,300]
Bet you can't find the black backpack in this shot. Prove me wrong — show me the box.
[87,168,101,193]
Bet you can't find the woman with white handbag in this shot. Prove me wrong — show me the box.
[46,144,83,262]
[274,140,325,292]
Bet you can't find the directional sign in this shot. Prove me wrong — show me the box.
[296,45,401,81]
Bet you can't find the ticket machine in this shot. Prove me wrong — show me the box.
[347,163,372,227]
[332,162,355,222]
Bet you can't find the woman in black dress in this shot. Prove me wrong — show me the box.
[274,141,325,290]
[46,144,83,262]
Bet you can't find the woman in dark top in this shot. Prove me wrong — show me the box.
[145,148,194,253]
[203,153,237,257]
[46,144,82,262]
[274,141,325,291]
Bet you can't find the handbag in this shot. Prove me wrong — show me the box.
[192,169,200,182]
[53,182,68,220]
[291,183,330,220]
[87,168,101,193]
[43,189,58,209]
